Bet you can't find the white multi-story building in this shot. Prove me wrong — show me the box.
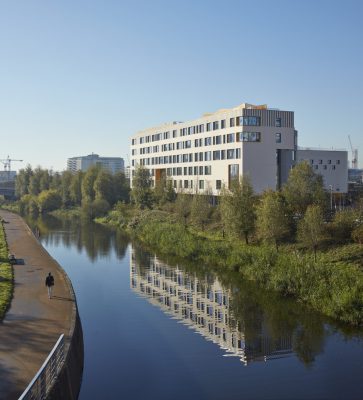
[130,103,297,195]
[67,153,125,174]
[296,148,348,193]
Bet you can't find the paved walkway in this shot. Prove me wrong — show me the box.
[0,210,75,400]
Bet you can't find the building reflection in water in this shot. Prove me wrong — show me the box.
[130,246,293,366]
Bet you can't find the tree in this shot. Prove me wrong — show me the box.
[175,193,191,227]
[297,205,326,261]
[283,161,328,217]
[219,176,256,244]
[29,167,43,196]
[329,209,357,243]
[94,170,114,204]
[37,190,62,213]
[153,176,176,206]
[190,193,211,230]
[15,165,33,197]
[256,190,290,250]
[131,166,153,209]
[82,166,99,202]
[113,172,130,204]
[59,171,73,207]
[70,171,83,205]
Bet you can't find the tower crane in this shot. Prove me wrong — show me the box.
[0,156,23,181]
[348,136,358,169]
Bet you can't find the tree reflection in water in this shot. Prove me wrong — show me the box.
[26,215,128,262]
[130,245,362,367]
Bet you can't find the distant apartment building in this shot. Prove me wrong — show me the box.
[296,148,348,193]
[130,103,297,195]
[0,171,16,183]
[67,154,125,174]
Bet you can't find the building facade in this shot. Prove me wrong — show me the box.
[130,103,297,195]
[67,154,125,174]
[296,148,348,193]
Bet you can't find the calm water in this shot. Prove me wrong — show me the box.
[28,216,363,400]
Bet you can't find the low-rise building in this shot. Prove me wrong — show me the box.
[296,148,348,193]
[67,154,124,174]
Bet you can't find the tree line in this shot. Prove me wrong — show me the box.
[16,165,129,217]
[129,162,363,257]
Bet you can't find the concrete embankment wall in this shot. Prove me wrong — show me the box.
[48,312,84,400]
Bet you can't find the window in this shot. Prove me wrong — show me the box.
[194,166,198,175]
[323,165,327,170]
[204,137,212,146]
[184,167,187,175]
[206,123,211,132]
[199,152,204,161]
[236,148,241,159]
[216,180,222,190]
[199,166,204,175]
[319,160,323,164]
[336,160,340,164]
[184,180,188,189]
[332,165,336,170]
[205,166,211,175]
[328,160,331,164]
[221,120,226,129]
[213,121,219,130]
[276,133,281,143]
[227,133,235,143]
[227,149,235,159]
[213,150,221,160]
[275,118,281,127]
[221,150,226,160]
[173,130,177,138]
[243,116,261,126]
[188,167,193,175]
[199,180,204,190]
[229,117,235,127]
[194,153,199,162]
[240,132,261,142]
[205,151,211,161]
[310,159,314,164]
[215,135,222,145]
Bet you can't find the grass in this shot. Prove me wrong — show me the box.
[127,210,363,326]
[49,207,81,219]
[0,221,13,320]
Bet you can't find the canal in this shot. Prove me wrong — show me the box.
[29,216,363,399]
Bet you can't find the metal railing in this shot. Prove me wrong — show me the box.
[18,334,65,400]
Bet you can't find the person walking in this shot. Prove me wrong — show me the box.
[45,272,55,299]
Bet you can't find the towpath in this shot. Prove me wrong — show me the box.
[0,210,76,400]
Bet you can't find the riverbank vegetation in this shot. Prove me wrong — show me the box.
[0,220,13,320]
[5,162,363,325]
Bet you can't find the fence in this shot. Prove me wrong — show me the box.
[18,334,65,400]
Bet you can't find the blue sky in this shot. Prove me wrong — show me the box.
[0,0,362,171]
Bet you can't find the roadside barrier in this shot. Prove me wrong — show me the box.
[18,334,65,400]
